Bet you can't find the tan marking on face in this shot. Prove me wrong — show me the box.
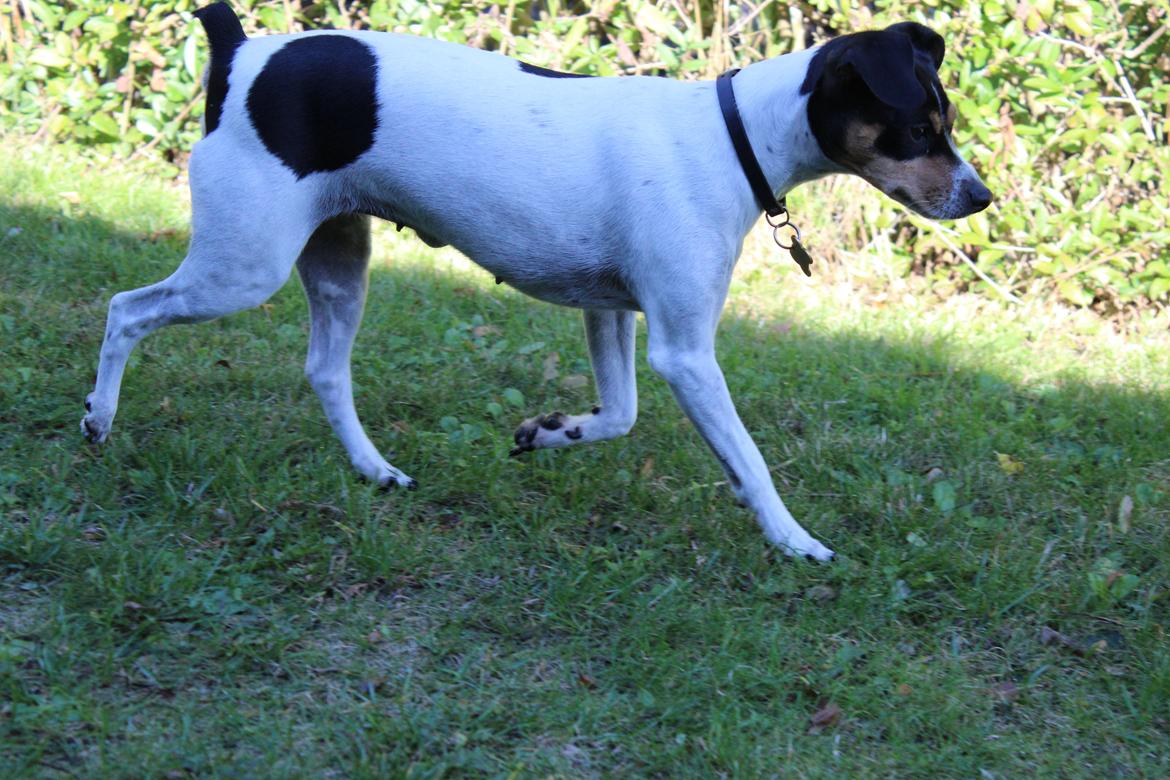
[840,120,882,168]
[839,117,962,215]
[859,154,961,217]
[929,110,943,135]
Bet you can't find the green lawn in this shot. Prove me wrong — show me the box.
[1,141,1168,778]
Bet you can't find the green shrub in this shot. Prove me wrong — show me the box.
[1,1,1167,311]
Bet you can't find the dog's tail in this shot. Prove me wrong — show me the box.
[192,3,247,135]
[193,2,246,55]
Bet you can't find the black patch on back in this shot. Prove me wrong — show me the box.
[247,35,379,179]
[193,3,247,135]
[519,62,593,79]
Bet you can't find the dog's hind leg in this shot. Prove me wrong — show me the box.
[81,159,316,443]
[511,309,638,454]
[296,214,416,489]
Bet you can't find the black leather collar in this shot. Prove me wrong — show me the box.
[716,69,785,218]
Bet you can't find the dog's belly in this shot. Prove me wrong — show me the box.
[459,224,640,310]
[486,259,638,310]
[354,198,640,310]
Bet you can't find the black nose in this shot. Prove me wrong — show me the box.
[965,180,992,213]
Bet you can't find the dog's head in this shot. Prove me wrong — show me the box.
[802,22,991,219]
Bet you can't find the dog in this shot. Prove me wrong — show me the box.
[81,2,991,561]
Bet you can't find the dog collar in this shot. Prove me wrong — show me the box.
[716,69,814,276]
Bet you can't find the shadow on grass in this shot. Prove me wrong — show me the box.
[2,199,1169,775]
[2,199,1166,522]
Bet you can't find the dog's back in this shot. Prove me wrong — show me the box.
[191,6,735,309]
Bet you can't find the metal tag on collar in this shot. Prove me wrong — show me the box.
[766,205,814,277]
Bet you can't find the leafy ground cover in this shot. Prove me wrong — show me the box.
[1,142,1168,777]
[4,1,1168,310]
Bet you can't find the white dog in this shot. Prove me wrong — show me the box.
[82,3,991,561]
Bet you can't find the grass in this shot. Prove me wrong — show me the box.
[1,139,1168,778]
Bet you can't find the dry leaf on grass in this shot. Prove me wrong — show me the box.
[1039,626,1121,655]
[561,374,589,390]
[996,452,1025,475]
[472,324,500,338]
[1117,495,1133,533]
[989,682,1020,702]
[804,585,837,603]
[808,702,842,732]
[543,352,560,381]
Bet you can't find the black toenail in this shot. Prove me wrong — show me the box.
[565,426,582,440]
[805,554,815,562]
[591,405,601,415]
[84,400,92,412]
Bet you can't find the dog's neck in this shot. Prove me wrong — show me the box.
[729,47,839,203]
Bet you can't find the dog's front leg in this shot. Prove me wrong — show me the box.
[511,309,637,454]
[644,303,835,561]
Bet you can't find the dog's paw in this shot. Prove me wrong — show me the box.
[80,396,112,443]
[800,541,836,563]
[509,411,582,456]
[776,532,836,563]
[80,415,109,443]
[350,451,418,490]
[378,473,418,491]
[368,462,417,491]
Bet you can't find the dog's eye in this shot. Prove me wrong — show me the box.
[910,125,929,142]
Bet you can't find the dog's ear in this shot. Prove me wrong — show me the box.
[833,31,926,111]
[883,22,945,70]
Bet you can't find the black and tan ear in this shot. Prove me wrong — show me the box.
[834,31,926,111]
[884,21,945,70]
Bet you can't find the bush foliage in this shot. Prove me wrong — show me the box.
[2,0,1167,311]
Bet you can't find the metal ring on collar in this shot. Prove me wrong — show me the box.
[772,221,801,250]
[765,209,791,230]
